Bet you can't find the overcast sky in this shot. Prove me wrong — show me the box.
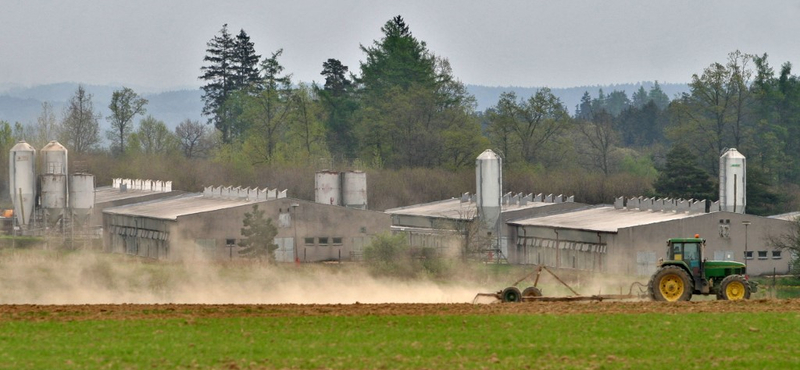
[3,1,799,91]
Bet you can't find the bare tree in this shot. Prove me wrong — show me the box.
[576,111,619,176]
[176,119,213,158]
[60,85,101,154]
[767,217,800,275]
[31,102,62,148]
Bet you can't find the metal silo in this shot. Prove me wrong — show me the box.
[9,141,36,228]
[69,173,95,226]
[342,171,367,210]
[40,141,68,226]
[476,149,502,231]
[719,148,746,213]
[315,171,341,206]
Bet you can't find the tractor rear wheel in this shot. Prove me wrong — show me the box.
[648,266,693,302]
[522,286,542,298]
[716,275,751,300]
[501,287,522,303]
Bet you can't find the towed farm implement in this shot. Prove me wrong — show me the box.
[475,235,757,303]
[473,265,648,303]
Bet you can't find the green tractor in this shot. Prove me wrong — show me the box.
[648,235,757,302]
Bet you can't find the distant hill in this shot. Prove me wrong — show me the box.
[0,83,203,131]
[465,82,690,112]
[0,82,690,131]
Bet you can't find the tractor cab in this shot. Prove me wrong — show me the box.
[665,236,709,293]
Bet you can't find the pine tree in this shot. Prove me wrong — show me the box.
[653,144,715,200]
[200,24,237,143]
[238,205,279,260]
[232,29,261,90]
[319,58,357,159]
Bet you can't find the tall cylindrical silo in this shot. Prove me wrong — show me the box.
[69,173,95,226]
[315,171,341,206]
[9,141,36,227]
[476,149,502,231]
[719,148,746,213]
[342,171,367,210]
[40,141,69,226]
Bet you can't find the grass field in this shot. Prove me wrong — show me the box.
[2,302,800,370]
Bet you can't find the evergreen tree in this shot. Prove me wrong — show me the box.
[356,16,481,168]
[200,24,237,143]
[575,91,593,120]
[653,144,715,200]
[319,58,357,159]
[632,86,649,109]
[238,205,279,260]
[232,29,261,90]
[359,15,436,95]
[648,81,670,110]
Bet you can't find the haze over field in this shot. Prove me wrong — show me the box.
[1,1,798,90]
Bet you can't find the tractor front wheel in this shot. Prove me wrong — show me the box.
[717,275,751,301]
[648,266,693,302]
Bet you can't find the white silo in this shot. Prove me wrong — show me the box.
[9,141,36,228]
[342,171,367,210]
[69,173,95,226]
[476,149,502,231]
[719,148,746,213]
[40,141,68,226]
[315,171,342,206]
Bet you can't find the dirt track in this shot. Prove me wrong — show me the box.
[1,299,799,322]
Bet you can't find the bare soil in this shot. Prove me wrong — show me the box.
[2,299,799,322]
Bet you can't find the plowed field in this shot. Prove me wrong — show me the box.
[3,298,799,322]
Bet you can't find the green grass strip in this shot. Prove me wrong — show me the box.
[1,312,799,369]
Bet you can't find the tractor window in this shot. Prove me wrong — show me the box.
[683,243,701,274]
[672,243,683,260]
[683,243,699,262]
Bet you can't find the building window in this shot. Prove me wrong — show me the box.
[319,237,329,246]
[332,237,343,246]
[305,237,315,246]
[744,251,754,260]
[773,250,782,259]
[758,251,768,260]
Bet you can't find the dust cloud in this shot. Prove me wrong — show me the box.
[0,249,488,305]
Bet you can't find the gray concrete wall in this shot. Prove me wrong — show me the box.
[104,197,392,262]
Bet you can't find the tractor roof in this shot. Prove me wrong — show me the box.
[668,237,705,243]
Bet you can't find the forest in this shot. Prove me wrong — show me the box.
[1,15,798,216]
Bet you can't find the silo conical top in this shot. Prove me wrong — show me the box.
[11,140,35,152]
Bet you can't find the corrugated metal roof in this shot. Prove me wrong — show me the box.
[385,198,561,221]
[103,193,266,220]
[95,186,177,204]
[508,206,703,233]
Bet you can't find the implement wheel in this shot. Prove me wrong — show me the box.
[501,287,522,303]
[717,275,751,301]
[522,287,543,298]
[648,266,693,302]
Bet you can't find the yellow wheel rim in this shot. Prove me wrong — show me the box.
[726,281,746,300]
[659,273,685,301]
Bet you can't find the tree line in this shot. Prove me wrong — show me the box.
[1,16,799,215]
